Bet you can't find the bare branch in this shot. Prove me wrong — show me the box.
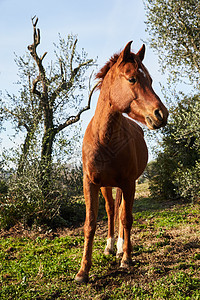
[27,16,48,98]
[28,18,40,57]
[59,59,64,81]
[32,15,38,27]
[56,81,100,133]
[32,75,42,97]
[50,58,94,102]
[70,39,78,73]
[41,52,48,61]
[73,59,93,76]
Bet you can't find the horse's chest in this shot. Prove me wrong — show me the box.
[83,134,147,186]
[85,132,133,166]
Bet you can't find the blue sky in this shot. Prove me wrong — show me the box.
[0,0,165,158]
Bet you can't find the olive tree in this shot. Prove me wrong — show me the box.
[144,0,200,201]
[0,17,96,228]
[144,0,200,86]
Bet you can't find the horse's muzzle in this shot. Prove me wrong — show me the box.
[146,109,168,129]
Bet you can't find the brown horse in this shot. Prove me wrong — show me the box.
[75,41,168,283]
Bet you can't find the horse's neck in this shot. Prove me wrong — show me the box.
[92,92,121,144]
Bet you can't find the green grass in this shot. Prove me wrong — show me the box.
[0,183,200,299]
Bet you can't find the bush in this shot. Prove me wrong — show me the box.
[174,161,200,201]
[0,162,83,230]
[148,156,177,200]
[0,180,8,195]
[149,94,200,201]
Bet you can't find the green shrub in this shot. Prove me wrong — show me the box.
[0,162,83,229]
[148,155,177,200]
[0,180,8,195]
[174,161,200,201]
[149,94,200,201]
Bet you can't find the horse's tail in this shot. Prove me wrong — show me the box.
[115,188,122,226]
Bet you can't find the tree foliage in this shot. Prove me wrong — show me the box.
[149,94,200,201]
[0,17,96,228]
[144,0,200,86]
[144,0,200,201]
[1,17,96,172]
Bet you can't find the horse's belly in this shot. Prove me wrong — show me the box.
[83,145,148,187]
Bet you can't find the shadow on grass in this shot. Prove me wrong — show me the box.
[133,196,189,214]
[56,197,86,228]
[55,193,107,229]
[88,262,141,291]
[56,187,191,229]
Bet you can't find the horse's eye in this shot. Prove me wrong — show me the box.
[128,77,137,84]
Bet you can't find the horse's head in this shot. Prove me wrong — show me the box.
[105,41,168,129]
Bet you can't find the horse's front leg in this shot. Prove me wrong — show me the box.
[101,187,115,255]
[75,175,100,283]
[120,182,135,268]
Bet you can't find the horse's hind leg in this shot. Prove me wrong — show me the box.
[101,187,115,255]
[75,175,100,283]
[115,188,124,258]
[120,182,135,268]
[116,206,124,258]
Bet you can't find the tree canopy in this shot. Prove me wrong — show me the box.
[144,0,200,86]
[144,0,200,201]
[148,94,200,200]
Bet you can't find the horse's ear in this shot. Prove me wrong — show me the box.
[122,41,133,60]
[118,41,133,64]
[136,44,145,61]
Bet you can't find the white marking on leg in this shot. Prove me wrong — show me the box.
[106,237,115,252]
[117,237,124,255]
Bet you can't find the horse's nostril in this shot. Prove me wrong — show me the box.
[154,109,163,121]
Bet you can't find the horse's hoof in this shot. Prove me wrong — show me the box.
[116,252,123,259]
[75,272,89,284]
[120,258,132,268]
[104,248,114,255]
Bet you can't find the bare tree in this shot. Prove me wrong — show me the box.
[26,16,97,192]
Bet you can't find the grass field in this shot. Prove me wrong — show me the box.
[0,183,200,299]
